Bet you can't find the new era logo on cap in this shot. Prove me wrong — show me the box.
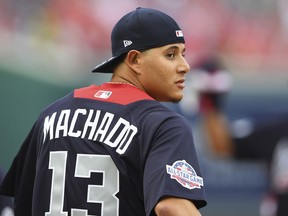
[176,30,183,37]
[123,40,133,47]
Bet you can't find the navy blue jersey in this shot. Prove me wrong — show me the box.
[0,83,207,216]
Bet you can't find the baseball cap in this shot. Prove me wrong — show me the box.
[92,7,185,73]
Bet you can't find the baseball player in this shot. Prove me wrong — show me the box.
[193,56,288,216]
[0,7,207,216]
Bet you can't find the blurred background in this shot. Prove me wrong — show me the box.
[0,0,288,215]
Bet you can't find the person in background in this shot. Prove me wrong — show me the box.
[0,169,14,216]
[192,56,288,216]
[0,7,207,216]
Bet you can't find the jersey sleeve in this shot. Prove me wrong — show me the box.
[143,115,207,215]
[0,122,39,216]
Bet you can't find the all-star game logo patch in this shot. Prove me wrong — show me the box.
[166,160,204,189]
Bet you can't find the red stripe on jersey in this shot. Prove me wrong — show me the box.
[74,83,154,105]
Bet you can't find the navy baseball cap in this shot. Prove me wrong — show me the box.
[92,7,185,73]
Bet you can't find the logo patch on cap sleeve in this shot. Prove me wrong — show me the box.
[166,160,204,189]
[176,30,183,37]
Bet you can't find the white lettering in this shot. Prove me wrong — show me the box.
[43,109,138,154]
[93,112,114,142]
[81,109,100,139]
[104,118,130,147]
[55,110,70,138]
[43,112,57,142]
[68,109,87,138]
[116,125,137,155]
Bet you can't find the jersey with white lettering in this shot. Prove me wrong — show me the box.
[0,83,207,216]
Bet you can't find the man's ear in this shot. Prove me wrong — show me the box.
[124,50,142,74]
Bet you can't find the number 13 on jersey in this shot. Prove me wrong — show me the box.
[45,151,119,216]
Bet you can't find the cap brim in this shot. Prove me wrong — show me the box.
[92,54,121,73]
